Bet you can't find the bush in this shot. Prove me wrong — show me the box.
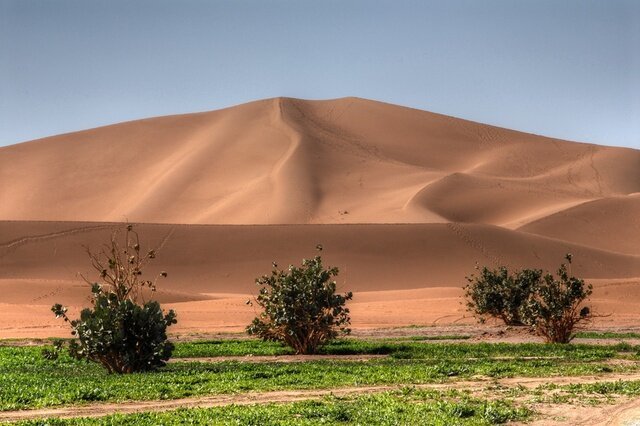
[520,254,593,343]
[52,225,177,373]
[246,246,353,354]
[464,266,541,325]
[465,254,593,343]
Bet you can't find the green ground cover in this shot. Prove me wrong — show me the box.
[13,389,530,426]
[575,331,640,340]
[0,340,637,411]
[174,338,631,360]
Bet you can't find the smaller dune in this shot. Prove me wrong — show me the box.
[519,194,640,255]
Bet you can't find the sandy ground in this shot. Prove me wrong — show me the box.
[2,282,640,339]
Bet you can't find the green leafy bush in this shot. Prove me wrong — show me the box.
[52,225,177,373]
[520,254,593,343]
[464,266,541,325]
[246,246,353,354]
[465,255,593,343]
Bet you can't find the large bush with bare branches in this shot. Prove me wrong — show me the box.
[246,246,352,355]
[52,225,177,373]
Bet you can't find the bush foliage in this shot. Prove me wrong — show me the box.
[246,246,353,354]
[520,254,593,344]
[464,267,541,325]
[52,225,176,373]
[465,254,593,343]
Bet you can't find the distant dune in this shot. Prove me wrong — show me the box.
[0,97,638,337]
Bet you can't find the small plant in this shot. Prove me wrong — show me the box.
[246,245,353,355]
[41,339,65,361]
[464,266,541,325]
[520,254,593,343]
[52,225,177,373]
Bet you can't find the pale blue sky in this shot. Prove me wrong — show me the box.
[1,0,639,149]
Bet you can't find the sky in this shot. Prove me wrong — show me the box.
[1,0,639,149]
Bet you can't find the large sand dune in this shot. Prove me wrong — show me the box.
[2,97,638,225]
[0,97,638,337]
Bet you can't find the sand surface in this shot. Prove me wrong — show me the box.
[0,97,638,338]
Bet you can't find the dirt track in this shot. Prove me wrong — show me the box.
[525,397,640,426]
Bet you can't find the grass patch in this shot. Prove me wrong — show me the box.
[575,331,640,340]
[396,335,472,341]
[0,342,637,411]
[175,339,630,361]
[13,389,531,425]
[174,339,294,357]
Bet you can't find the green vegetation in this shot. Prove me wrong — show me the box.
[17,378,640,425]
[39,378,640,426]
[13,389,531,425]
[575,331,640,340]
[520,254,593,344]
[174,338,628,360]
[1,341,637,411]
[464,265,540,326]
[402,334,472,341]
[174,339,294,357]
[465,255,593,343]
[247,247,352,354]
[52,225,176,373]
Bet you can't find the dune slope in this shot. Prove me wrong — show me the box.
[2,221,638,297]
[518,194,640,255]
[1,97,639,336]
[1,97,638,226]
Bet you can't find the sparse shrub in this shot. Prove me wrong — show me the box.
[52,225,177,373]
[246,245,353,355]
[520,254,593,344]
[464,266,541,325]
